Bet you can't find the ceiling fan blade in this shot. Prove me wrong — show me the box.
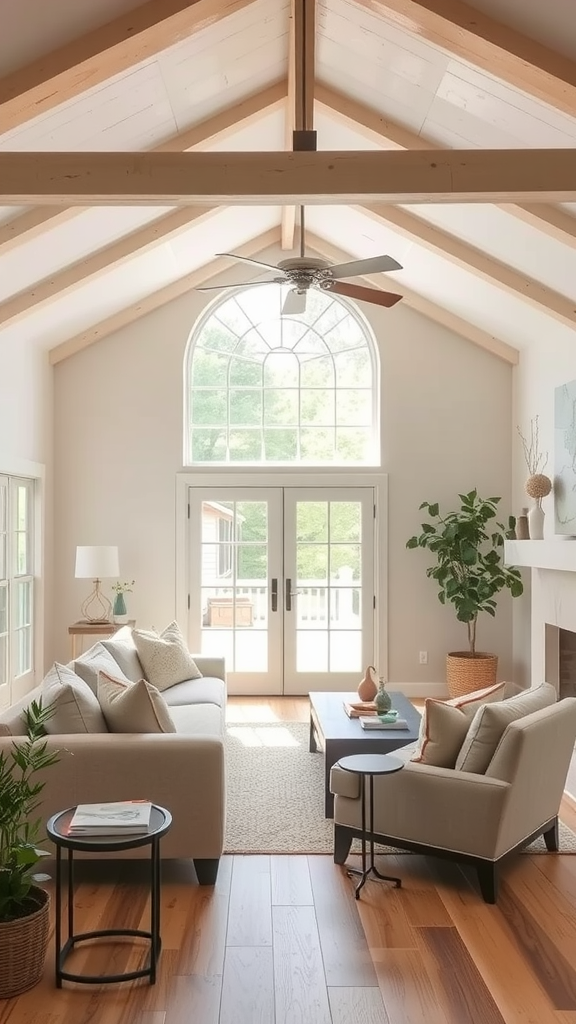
[325,280,403,308]
[215,253,280,272]
[282,289,307,315]
[326,254,402,279]
[197,280,277,293]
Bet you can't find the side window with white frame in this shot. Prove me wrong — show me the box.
[0,475,35,706]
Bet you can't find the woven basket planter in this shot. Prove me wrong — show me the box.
[446,652,498,698]
[0,886,50,998]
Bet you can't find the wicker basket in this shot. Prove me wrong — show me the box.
[0,887,50,998]
[446,652,498,698]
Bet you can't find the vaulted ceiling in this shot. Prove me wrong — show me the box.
[1,0,576,365]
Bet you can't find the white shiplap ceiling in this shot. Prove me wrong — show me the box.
[0,0,576,363]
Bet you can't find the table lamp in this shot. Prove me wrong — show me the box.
[75,545,120,623]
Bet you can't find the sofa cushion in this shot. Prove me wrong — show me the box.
[133,620,202,692]
[161,676,226,708]
[455,682,557,774]
[42,663,108,734]
[411,681,506,766]
[74,642,132,694]
[97,672,176,734]
[101,629,145,683]
[169,703,225,737]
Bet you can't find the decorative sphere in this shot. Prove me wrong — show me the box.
[525,474,552,500]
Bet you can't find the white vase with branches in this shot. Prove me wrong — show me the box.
[517,416,552,539]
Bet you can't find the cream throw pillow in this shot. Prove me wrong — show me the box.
[97,672,176,734]
[455,682,557,774]
[411,680,506,767]
[132,620,202,692]
[42,663,108,734]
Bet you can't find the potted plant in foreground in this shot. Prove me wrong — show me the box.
[0,699,58,998]
[406,490,523,696]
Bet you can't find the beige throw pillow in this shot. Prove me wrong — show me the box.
[42,663,108,734]
[455,682,557,774]
[97,672,176,734]
[411,680,506,767]
[132,620,202,692]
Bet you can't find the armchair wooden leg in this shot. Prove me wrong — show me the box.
[334,825,353,865]
[477,862,498,904]
[543,817,559,851]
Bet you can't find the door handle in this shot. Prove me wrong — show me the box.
[286,577,293,612]
[271,578,278,612]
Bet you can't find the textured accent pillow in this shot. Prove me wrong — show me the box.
[97,672,176,734]
[100,634,145,683]
[42,663,108,734]
[74,641,132,694]
[455,682,557,774]
[411,700,471,767]
[132,620,202,692]
[411,680,506,766]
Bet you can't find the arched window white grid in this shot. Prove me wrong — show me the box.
[184,283,380,466]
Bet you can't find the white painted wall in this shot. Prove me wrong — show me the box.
[52,268,513,690]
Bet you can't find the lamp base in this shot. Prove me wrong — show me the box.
[80,580,112,624]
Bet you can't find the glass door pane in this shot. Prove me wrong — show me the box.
[283,488,374,694]
[188,487,283,694]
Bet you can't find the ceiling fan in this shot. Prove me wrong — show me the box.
[198,0,403,315]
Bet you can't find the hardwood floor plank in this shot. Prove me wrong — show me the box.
[138,1014,167,1024]
[271,854,313,905]
[375,949,451,1024]
[219,947,275,1024]
[505,856,576,958]
[329,986,390,1023]
[418,927,506,1024]
[273,905,332,1024]
[308,856,378,986]
[172,887,230,976]
[227,855,272,947]
[357,884,417,952]
[164,974,222,1024]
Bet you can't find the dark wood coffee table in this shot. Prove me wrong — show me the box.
[309,690,421,817]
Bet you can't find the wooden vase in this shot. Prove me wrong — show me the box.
[357,665,377,701]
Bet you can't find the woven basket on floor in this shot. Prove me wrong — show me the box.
[0,886,50,998]
[446,652,498,698]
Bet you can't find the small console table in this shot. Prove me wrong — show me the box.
[68,619,136,658]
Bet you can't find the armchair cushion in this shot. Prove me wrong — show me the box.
[411,680,506,767]
[456,682,556,774]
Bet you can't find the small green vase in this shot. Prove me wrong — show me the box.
[113,592,127,622]
[375,679,392,715]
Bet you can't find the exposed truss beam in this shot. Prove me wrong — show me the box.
[0,207,216,329]
[2,150,576,204]
[362,204,576,329]
[317,84,576,251]
[49,228,281,364]
[282,0,298,251]
[359,0,576,117]
[0,82,285,256]
[307,231,518,365]
[0,0,257,134]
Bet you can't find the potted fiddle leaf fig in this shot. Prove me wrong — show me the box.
[0,698,59,998]
[406,490,523,697]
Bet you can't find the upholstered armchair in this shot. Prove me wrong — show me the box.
[330,696,576,902]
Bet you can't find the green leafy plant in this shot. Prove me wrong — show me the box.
[0,699,59,921]
[406,490,523,655]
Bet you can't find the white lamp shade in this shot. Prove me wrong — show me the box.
[75,545,120,579]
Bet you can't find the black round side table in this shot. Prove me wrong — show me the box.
[337,753,404,899]
[46,804,172,987]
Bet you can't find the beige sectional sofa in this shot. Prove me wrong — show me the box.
[0,629,227,885]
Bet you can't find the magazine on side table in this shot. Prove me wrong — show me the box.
[68,800,153,836]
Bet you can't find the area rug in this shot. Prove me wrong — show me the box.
[224,720,576,855]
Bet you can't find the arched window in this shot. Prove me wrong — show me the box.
[185,283,379,465]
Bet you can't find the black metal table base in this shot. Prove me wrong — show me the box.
[55,839,162,986]
[347,772,402,899]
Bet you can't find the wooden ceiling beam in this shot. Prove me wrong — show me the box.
[358,0,576,117]
[317,84,576,251]
[49,227,281,364]
[0,82,286,256]
[0,0,257,133]
[0,206,216,329]
[362,203,576,329]
[2,149,576,204]
[281,0,298,251]
[306,231,518,365]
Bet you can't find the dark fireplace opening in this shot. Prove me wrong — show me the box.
[559,628,576,700]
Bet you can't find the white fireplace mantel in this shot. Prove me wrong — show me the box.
[504,540,576,572]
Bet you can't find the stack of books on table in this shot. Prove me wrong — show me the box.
[359,716,409,730]
[343,700,378,718]
[68,801,153,836]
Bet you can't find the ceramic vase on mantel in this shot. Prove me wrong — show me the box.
[528,502,545,540]
[357,665,377,701]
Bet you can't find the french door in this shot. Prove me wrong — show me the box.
[187,485,375,694]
